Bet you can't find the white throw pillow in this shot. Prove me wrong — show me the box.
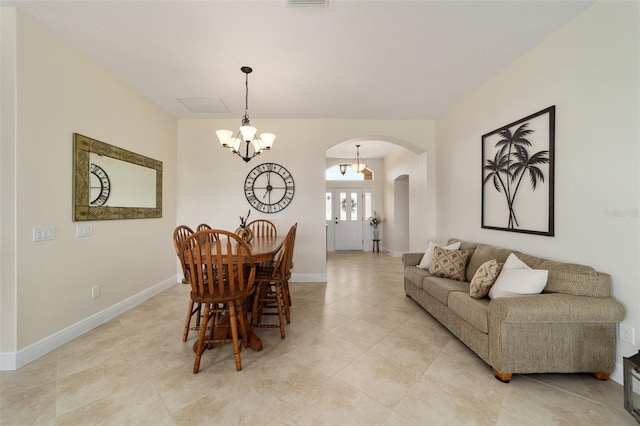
[417,241,461,270]
[489,253,548,299]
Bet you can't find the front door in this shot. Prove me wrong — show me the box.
[333,188,363,250]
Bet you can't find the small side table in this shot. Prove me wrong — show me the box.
[372,239,380,253]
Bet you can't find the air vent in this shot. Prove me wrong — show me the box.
[177,98,229,114]
[287,0,328,6]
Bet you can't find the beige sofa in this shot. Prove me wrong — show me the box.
[403,238,625,382]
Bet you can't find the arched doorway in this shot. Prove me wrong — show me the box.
[325,137,424,254]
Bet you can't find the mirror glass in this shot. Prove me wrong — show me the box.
[74,133,162,220]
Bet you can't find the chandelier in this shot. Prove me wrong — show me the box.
[339,144,366,175]
[216,66,275,162]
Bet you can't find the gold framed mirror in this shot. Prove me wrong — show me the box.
[73,133,162,221]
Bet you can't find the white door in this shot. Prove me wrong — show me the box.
[333,188,363,250]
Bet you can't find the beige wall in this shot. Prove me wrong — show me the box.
[177,119,434,277]
[1,11,178,352]
[383,149,432,255]
[1,7,18,354]
[435,1,640,370]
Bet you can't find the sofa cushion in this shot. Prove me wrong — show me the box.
[404,266,432,289]
[417,241,460,270]
[489,253,548,299]
[448,292,490,334]
[428,246,469,281]
[466,244,513,282]
[469,259,503,299]
[422,276,469,305]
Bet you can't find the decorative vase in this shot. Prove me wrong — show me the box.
[235,226,254,243]
[372,227,379,240]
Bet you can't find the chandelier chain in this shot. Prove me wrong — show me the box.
[245,72,249,117]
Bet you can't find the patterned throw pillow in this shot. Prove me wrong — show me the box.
[417,241,461,270]
[428,246,469,282]
[469,259,503,299]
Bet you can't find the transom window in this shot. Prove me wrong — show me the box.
[325,165,372,181]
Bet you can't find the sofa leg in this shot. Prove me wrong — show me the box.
[493,368,512,383]
[593,372,611,380]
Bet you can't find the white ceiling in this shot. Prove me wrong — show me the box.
[4,0,592,157]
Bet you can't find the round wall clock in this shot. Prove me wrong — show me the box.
[89,163,111,206]
[244,162,295,213]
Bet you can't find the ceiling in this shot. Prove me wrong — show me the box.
[4,0,592,157]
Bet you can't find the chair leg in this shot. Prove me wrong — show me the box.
[282,281,291,324]
[183,301,202,342]
[275,285,286,339]
[251,284,263,328]
[283,280,292,306]
[228,303,242,371]
[236,301,250,348]
[183,300,194,342]
[193,303,211,374]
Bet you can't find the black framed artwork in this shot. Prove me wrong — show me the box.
[481,106,555,236]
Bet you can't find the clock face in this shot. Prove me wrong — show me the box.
[89,163,111,206]
[244,162,295,213]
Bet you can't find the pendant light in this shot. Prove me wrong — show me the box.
[339,144,366,175]
[216,66,275,162]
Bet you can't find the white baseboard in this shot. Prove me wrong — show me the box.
[611,361,623,385]
[291,273,327,283]
[0,276,177,371]
[387,250,404,258]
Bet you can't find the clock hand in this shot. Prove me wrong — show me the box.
[263,172,273,199]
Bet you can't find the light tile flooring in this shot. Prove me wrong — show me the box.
[1,252,635,425]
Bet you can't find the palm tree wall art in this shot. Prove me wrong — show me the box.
[481,106,555,236]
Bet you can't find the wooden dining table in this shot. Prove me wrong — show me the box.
[200,234,285,352]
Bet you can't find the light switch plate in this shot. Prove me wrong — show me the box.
[77,224,92,237]
[33,226,54,242]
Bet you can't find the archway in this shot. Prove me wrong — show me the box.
[325,136,426,254]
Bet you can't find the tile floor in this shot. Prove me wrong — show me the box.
[1,252,635,425]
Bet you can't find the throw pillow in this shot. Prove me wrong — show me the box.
[417,241,461,270]
[469,259,503,299]
[428,246,469,282]
[488,253,548,299]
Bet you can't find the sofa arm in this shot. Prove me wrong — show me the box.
[489,293,625,324]
[488,293,625,376]
[402,252,424,267]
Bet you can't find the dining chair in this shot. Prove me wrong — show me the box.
[180,229,257,373]
[173,225,194,283]
[247,219,277,238]
[196,223,218,245]
[251,223,297,339]
[173,225,203,342]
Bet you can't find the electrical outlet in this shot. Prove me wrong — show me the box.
[77,224,92,237]
[33,226,54,242]
[620,323,635,345]
[91,285,100,299]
